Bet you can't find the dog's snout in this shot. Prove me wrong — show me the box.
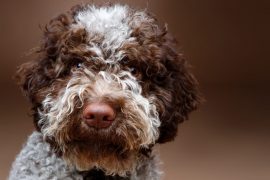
[83,102,116,129]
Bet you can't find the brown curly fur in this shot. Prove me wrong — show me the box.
[15,3,201,177]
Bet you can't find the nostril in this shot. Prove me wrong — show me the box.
[103,115,112,121]
[84,114,95,119]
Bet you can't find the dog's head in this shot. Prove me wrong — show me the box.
[16,4,201,175]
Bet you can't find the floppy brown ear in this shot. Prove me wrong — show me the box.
[157,34,202,143]
[15,59,49,103]
[15,9,77,101]
[15,58,53,130]
[15,12,74,129]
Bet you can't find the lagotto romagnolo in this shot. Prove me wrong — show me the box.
[9,4,201,180]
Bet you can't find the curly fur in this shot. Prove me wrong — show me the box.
[10,4,201,180]
[9,132,161,180]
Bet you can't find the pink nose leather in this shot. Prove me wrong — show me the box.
[82,103,116,129]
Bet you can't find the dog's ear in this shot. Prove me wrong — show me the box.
[15,13,74,130]
[15,56,62,106]
[15,13,72,103]
[157,33,202,143]
[15,9,79,103]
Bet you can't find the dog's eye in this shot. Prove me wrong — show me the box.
[121,56,129,64]
[129,67,137,74]
[76,62,83,68]
[121,57,138,75]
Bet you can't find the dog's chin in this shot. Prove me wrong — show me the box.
[48,115,154,175]
[62,138,139,176]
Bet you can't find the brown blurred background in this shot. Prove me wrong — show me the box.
[0,0,269,179]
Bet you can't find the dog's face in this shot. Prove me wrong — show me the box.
[16,5,200,175]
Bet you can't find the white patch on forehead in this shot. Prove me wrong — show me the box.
[75,5,131,48]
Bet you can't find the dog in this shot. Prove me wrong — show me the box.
[9,4,201,180]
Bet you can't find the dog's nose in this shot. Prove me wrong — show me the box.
[82,102,116,129]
